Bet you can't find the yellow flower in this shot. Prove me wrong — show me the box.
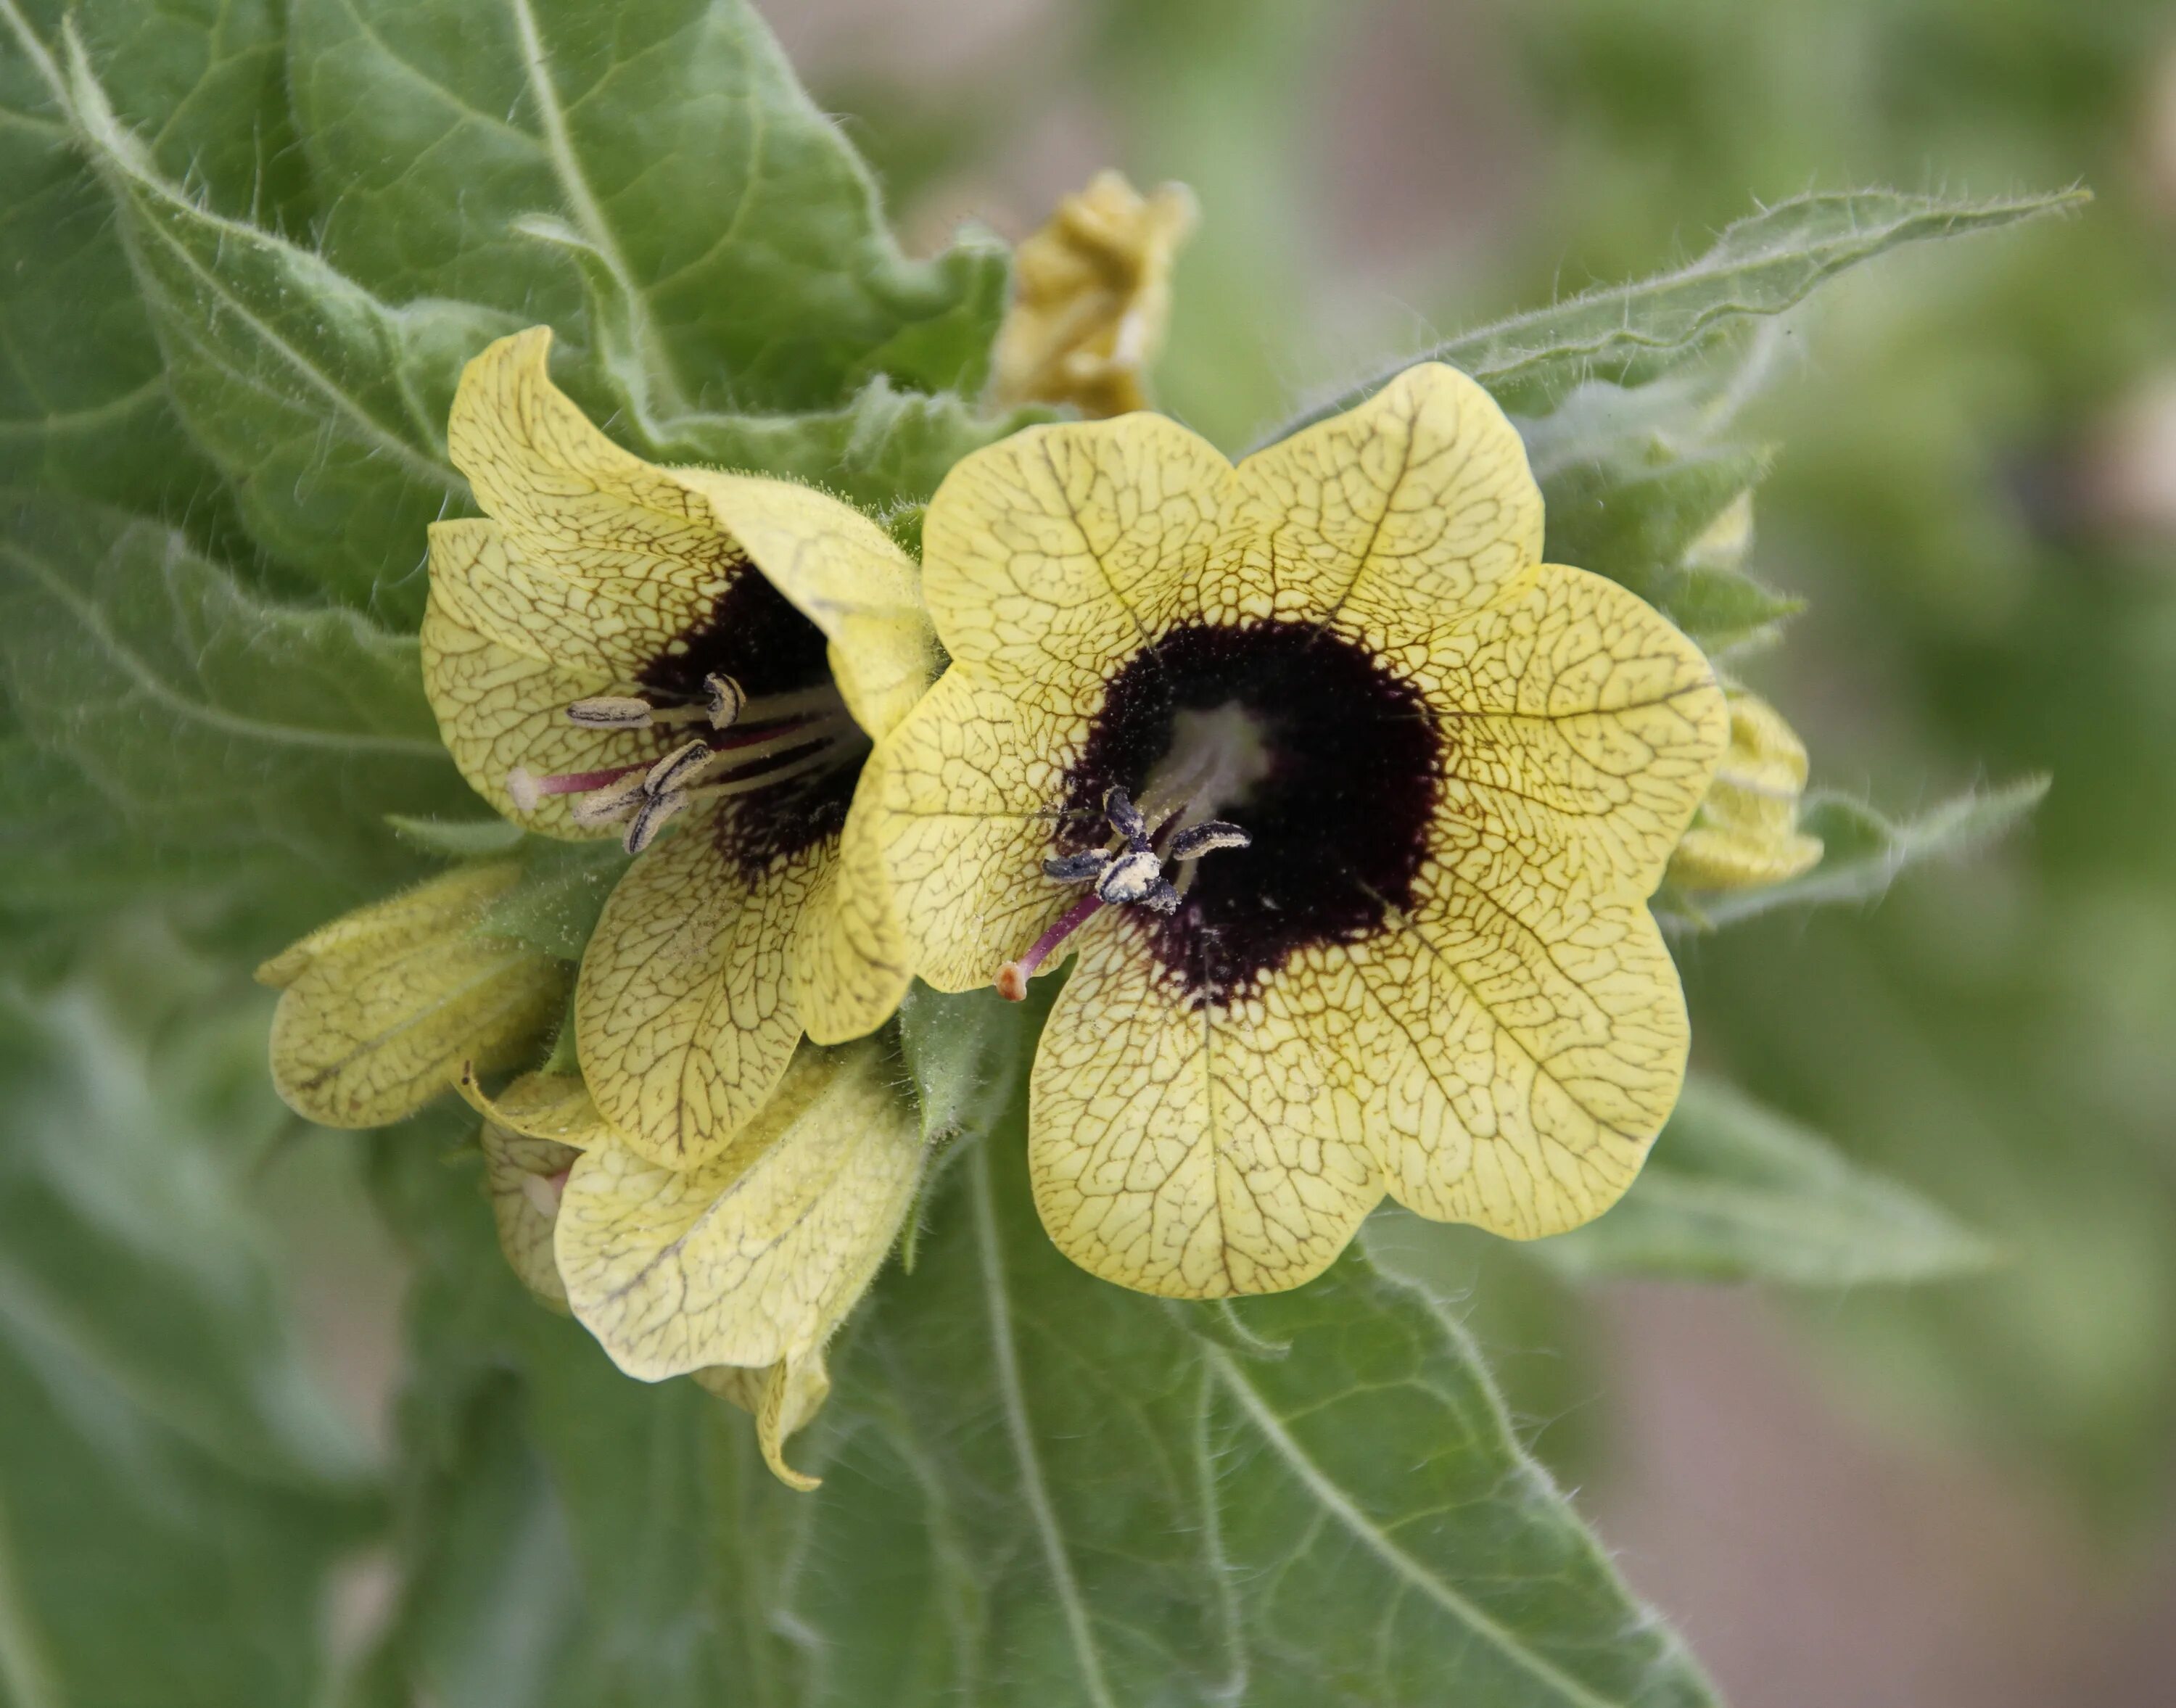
[453,1065,609,1312]
[865,366,1729,1297]
[423,328,935,1168]
[459,1056,899,1490]
[990,170,1197,418]
[258,863,568,1128]
[555,1039,923,1490]
[1668,688,1824,890]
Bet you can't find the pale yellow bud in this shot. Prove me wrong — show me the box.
[1668,689,1824,891]
[991,170,1198,418]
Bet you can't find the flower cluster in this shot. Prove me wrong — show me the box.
[260,185,1837,1482]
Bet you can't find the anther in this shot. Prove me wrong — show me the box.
[1168,820,1250,862]
[565,695,654,728]
[644,738,717,796]
[567,770,647,828]
[705,673,746,728]
[506,767,542,813]
[625,788,690,854]
[1094,848,1166,907]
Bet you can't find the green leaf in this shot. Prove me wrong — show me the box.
[1542,440,1799,653]
[287,0,1009,414]
[474,837,633,962]
[622,368,1051,516]
[388,815,529,858]
[0,491,471,931]
[1676,775,2051,928]
[1265,187,2088,442]
[365,1026,1716,1707]
[0,957,378,1704]
[0,7,228,521]
[1533,1076,1998,1285]
[46,33,514,616]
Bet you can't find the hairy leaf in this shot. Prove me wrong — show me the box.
[1670,776,2051,928]
[49,36,513,616]
[0,965,377,1705]
[1265,188,2088,442]
[363,1039,1716,1707]
[0,492,469,924]
[288,0,1007,416]
[1535,1076,1997,1284]
[474,838,633,962]
[0,6,228,521]
[1543,442,1797,653]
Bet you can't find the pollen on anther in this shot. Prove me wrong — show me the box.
[506,767,542,813]
[705,674,746,728]
[644,739,714,796]
[566,696,654,728]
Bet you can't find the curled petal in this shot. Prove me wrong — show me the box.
[453,1065,610,1149]
[441,328,745,677]
[669,469,939,743]
[481,1118,582,1311]
[260,865,567,1129]
[557,1041,921,1380]
[696,1352,833,1492]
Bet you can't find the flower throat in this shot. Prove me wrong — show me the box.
[508,573,867,872]
[1031,620,1445,1007]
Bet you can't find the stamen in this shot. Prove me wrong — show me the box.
[996,893,1105,1001]
[645,738,718,796]
[706,673,746,728]
[567,770,648,828]
[507,767,543,813]
[680,743,856,804]
[566,696,655,728]
[1168,820,1250,862]
[625,788,691,854]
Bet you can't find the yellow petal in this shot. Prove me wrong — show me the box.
[421,573,678,839]
[920,413,1242,702]
[1431,565,1728,889]
[263,865,569,1129]
[992,170,1197,418]
[453,1065,609,1148]
[480,1117,582,1311]
[865,669,1078,996]
[1233,362,1544,636]
[1668,688,1824,890]
[666,469,938,743]
[1341,867,1691,1239]
[442,328,743,676]
[557,1042,920,1380]
[255,859,521,989]
[791,770,913,1045]
[574,812,825,1167]
[1029,918,1381,1297]
[694,1351,833,1492]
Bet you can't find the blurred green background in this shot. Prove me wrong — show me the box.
[776,0,2176,1695]
[5,0,2173,1702]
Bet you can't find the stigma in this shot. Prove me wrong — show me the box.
[996,786,1248,999]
